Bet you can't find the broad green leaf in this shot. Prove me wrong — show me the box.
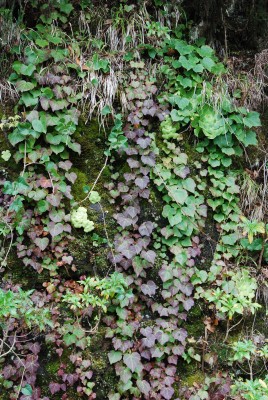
[13,61,36,76]
[169,187,188,204]
[243,111,261,128]
[108,351,122,364]
[32,119,46,133]
[15,80,36,92]
[21,384,33,396]
[35,39,49,47]
[21,93,39,107]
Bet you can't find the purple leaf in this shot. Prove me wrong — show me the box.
[137,138,151,149]
[48,222,64,237]
[124,173,136,181]
[47,193,61,207]
[155,330,170,345]
[140,327,152,336]
[2,365,16,379]
[140,188,150,199]
[49,382,61,394]
[137,237,150,249]
[172,345,184,355]
[121,246,137,259]
[141,250,156,264]
[160,386,174,400]
[114,214,135,229]
[141,155,155,166]
[49,209,65,223]
[159,267,173,282]
[164,376,175,386]
[173,328,187,342]
[135,176,149,190]
[58,160,72,171]
[137,380,151,396]
[40,97,49,110]
[62,255,73,265]
[141,334,156,348]
[140,166,150,175]
[34,237,49,251]
[183,298,194,311]
[123,352,142,373]
[138,221,154,236]
[151,347,164,358]
[65,172,77,184]
[166,366,176,376]
[168,355,178,364]
[141,281,157,296]
[29,342,41,355]
[127,158,140,169]
[25,355,39,374]
[125,206,139,219]
[125,147,138,155]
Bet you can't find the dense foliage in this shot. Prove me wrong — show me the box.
[0,1,267,399]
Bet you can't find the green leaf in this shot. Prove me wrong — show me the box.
[222,233,239,245]
[8,131,24,146]
[63,333,76,346]
[108,351,122,364]
[37,200,49,213]
[183,178,196,193]
[68,141,81,154]
[9,196,24,212]
[21,384,33,396]
[1,150,11,161]
[21,93,39,107]
[89,191,101,204]
[101,105,111,115]
[13,61,36,76]
[242,130,258,147]
[46,35,63,44]
[60,2,74,14]
[51,144,65,154]
[28,189,47,201]
[35,39,49,48]
[32,119,46,133]
[243,111,261,128]
[15,80,36,92]
[168,213,182,226]
[46,133,64,145]
[196,45,214,58]
[73,325,85,339]
[169,187,188,204]
[201,57,215,71]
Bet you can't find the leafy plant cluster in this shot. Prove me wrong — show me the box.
[0,5,86,274]
[0,283,53,397]
[0,1,266,399]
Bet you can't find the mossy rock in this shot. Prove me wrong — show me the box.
[83,327,117,399]
[181,370,206,387]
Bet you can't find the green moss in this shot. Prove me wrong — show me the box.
[181,370,206,387]
[4,249,49,288]
[186,305,205,337]
[71,168,89,202]
[82,327,117,399]
[45,357,60,375]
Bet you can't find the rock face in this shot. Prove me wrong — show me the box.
[183,0,268,51]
